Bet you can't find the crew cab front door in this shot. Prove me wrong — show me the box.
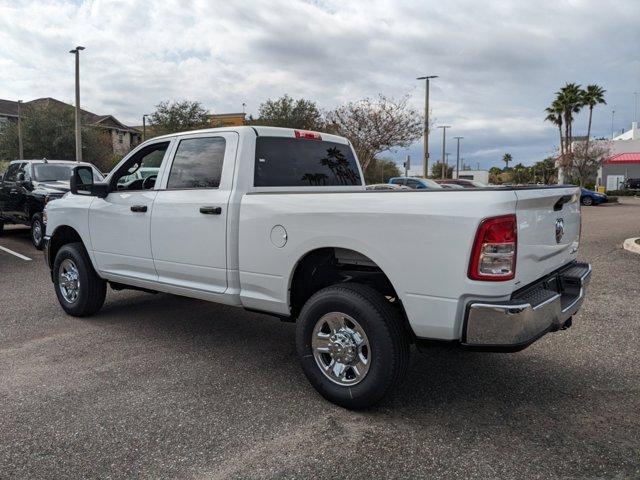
[150,132,238,294]
[89,141,171,281]
[0,162,25,222]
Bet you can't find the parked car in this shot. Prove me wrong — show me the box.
[580,188,607,206]
[438,183,465,189]
[0,159,103,248]
[44,126,590,408]
[437,179,488,188]
[623,178,640,190]
[388,176,442,189]
[365,183,411,190]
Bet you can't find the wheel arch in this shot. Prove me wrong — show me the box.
[287,246,413,339]
[47,225,87,271]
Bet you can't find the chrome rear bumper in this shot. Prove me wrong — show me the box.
[463,262,591,350]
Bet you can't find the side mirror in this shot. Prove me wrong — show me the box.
[70,166,109,198]
[0,173,4,182]
[17,172,25,182]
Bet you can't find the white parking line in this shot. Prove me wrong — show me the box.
[0,245,32,261]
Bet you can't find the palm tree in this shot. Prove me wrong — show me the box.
[582,84,607,156]
[555,83,584,154]
[502,153,513,170]
[545,99,564,157]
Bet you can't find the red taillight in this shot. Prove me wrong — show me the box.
[468,214,517,281]
[294,130,322,140]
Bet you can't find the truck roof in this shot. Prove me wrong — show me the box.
[8,159,95,165]
[149,125,350,145]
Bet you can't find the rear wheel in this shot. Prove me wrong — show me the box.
[53,242,106,316]
[581,196,593,206]
[296,283,410,409]
[31,213,44,249]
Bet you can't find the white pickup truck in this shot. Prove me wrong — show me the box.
[44,126,591,408]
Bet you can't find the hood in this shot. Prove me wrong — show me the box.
[33,180,70,194]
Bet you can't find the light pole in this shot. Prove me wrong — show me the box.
[69,46,85,162]
[17,100,23,160]
[611,110,615,139]
[437,125,450,179]
[453,136,463,179]
[417,75,438,178]
[142,114,150,141]
[634,92,638,124]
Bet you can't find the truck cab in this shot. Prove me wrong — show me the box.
[43,126,591,408]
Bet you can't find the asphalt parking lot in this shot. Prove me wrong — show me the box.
[1,199,639,479]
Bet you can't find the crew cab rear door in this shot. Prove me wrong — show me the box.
[514,186,581,287]
[150,132,238,294]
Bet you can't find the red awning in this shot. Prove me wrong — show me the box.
[604,153,640,164]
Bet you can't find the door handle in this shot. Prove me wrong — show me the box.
[199,206,222,215]
[130,205,148,213]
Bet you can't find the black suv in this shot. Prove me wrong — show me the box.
[0,159,103,249]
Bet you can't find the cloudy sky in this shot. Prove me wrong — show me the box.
[1,0,638,170]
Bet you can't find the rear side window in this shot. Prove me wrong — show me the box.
[254,137,361,187]
[167,137,226,189]
[390,178,405,186]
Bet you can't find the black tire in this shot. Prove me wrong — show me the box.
[31,213,45,250]
[53,242,106,317]
[581,196,593,206]
[296,283,410,409]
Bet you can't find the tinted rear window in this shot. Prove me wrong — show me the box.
[254,137,361,187]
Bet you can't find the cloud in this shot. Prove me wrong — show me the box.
[0,0,638,169]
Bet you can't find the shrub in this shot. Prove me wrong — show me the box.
[605,190,640,197]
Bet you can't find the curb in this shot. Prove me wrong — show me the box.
[622,238,640,255]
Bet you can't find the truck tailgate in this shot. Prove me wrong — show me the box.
[514,187,581,288]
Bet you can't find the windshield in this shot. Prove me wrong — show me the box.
[33,164,103,182]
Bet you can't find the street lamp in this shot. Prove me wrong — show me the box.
[454,136,463,179]
[437,125,450,179]
[142,114,151,141]
[611,110,615,139]
[417,75,438,178]
[17,100,23,160]
[69,46,85,162]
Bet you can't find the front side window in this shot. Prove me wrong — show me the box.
[114,142,169,191]
[3,163,22,182]
[254,137,361,187]
[167,137,226,189]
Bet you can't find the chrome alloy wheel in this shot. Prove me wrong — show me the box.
[58,258,80,303]
[312,312,371,386]
[32,220,42,245]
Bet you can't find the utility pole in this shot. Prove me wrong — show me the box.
[634,92,638,124]
[417,75,438,178]
[404,155,410,177]
[437,125,450,179]
[142,114,150,141]
[17,100,23,160]
[454,136,463,179]
[611,110,615,139]
[69,46,85,162]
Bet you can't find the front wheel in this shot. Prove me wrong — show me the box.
[53,242,106,316]
[581,196,593,206]
[31,213,45,249]
[296,283,410,409]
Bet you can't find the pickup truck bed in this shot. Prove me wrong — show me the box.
[43,126,590,408]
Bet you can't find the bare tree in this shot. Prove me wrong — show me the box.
[570,140,611,186]
[325,95,422,171]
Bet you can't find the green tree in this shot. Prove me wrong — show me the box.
[364,157,401,184]
[502,153,513,170]
[582,84,606,157]
[488,166,503,184]
[0,103,113,170]
[556,83,584,156]
[326,95,422,171]
[511,163,532,184]
[431,161,453,179]
[252,94,323,130]
[532,157,558,184]
[148,100,210,135]
[545,99,564,158]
